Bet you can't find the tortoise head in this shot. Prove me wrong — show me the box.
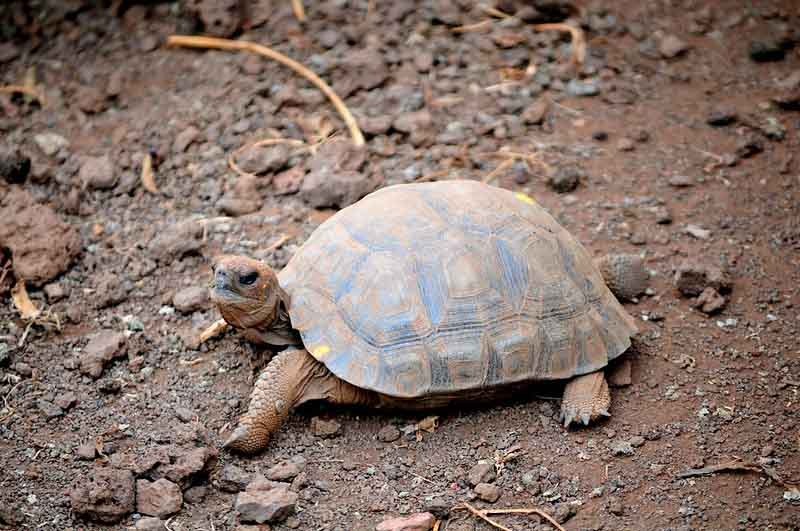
[211,255,281,330]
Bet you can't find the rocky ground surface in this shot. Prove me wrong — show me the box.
[1,0,800,530]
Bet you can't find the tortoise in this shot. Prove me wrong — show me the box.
[211,180,640,453]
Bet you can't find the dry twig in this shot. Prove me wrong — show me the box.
[458,502,512,531]
[532,23,586,69]
[291,0,306,22]
[454,504,568,531]
[452,19,493,33]
[677,458,798,490]
[167,35,364,146]
[198,318,229,345]
[141,152,159,194]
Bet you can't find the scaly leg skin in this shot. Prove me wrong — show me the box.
[560,371,611,428]
[224,348,377,454]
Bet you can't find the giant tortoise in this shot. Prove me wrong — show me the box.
[211,180,640,453]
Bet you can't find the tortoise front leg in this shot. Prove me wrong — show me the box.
[560,371,611,428]
[224,348,377,454]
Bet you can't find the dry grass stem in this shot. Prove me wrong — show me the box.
[199,318,229,344]
[291,0,306,22]
[141,153,159,194]
[454,505,568,531]
[452,19,494,33]
[167,35,364,146]
[228,138,306,178]
[479,4,512,18]
[266,234,290,252]
[482,158,514,184]
[0,85,45,106]
[458,502,512,531]
[533,23,586,68]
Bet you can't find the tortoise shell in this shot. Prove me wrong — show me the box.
[279,181,637,398]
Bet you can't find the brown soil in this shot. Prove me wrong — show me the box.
[1,1,799,530]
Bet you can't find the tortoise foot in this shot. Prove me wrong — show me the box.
[223,424,268,454]
[560,372,611,428]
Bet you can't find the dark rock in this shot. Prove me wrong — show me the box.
[548,165,581,193]
[734,136,764,159]
[617,137,635,151]
[44,282,68,302]
[693,286,726,314]
[135,516,166,530]
[76,440,96,460]
[164,446,218,488]
[522,98,549,125]
[707,108,738,126]
[173,286,210,313]
[310,417,342,438]
[376,512,436,531]
[555,503,576,523]
[37,399,64,418]
[265,456,306,481]
[749,40,786,62]
[188,0,242,37]
[360,115,393,136]
[236,144,291,175]
[674,260,732,297]
[474,482,501,503]
[467,462,496,486]
[236,488,298,524]
[219,464,252,493]
[54,391,77,410]
[592,131,609,141]
[273,166,306,196]
[300,140,381,209]
[0,187,82,286]
[668,174,694,187]
[0,42,20,63]
[0,144,30,183]
[69,468,135,523]
[608,498,624,515]
[377,424,401,443]
[393,110,433,134]
[566,79,600,97]
[79,155,116,190]
[184,485,208,504]
[33,133,68,157]
[148,220,204,261]
[629,435,646,448]
[339,49,388,94]
[136,478,182,518]
[79,332,126,379]
[659,34,690,58]
[75,86,108,114]
[174,406,196,423]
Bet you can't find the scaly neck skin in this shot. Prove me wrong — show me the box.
[239,285,302,347]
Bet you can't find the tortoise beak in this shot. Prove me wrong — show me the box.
[214,266,233,292]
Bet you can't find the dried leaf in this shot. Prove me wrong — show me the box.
[416,415,439,440]
[141,153,158,194]
[11,279,40,319]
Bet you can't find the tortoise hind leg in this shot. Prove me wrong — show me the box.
[560,371,611,428]
[224,348,377,454]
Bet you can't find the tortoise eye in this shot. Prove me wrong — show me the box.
[239,271,258,285]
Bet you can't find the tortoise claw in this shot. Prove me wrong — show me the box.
[598,409,611,417]
[580,412,591,426]
[223,425,251,451]
[561,409,576,428]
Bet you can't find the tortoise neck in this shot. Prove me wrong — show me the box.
[246,285,302,347]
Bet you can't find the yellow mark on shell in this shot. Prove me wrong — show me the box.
[515,192,537,205]
[311,345,331,360]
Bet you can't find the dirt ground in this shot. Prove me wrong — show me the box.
[1,0,799,530]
